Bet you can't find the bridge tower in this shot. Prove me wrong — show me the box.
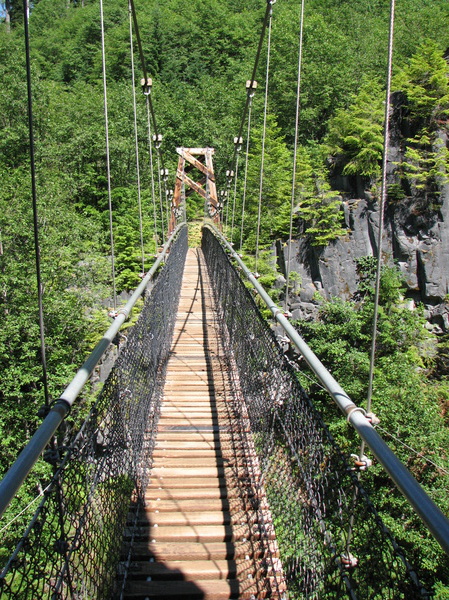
[169,147,220,235]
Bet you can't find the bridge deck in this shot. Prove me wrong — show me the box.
[123,248,283,599]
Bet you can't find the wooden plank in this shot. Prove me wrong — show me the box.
[122,248,284,599]
[127,523,253,543]
[130,540,267,561]
[177,147,215,156]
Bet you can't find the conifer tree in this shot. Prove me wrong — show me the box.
[393,41,449,200]
[238,113,292,251]
[325,79,384,182]
[296,145,346,246]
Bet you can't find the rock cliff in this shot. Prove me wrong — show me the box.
[283,101,449,330]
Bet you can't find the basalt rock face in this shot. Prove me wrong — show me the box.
[283,91,449,326]
[285,187,449,306]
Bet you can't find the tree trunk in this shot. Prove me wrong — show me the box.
[5,0,11,32]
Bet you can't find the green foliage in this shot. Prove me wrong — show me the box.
[296,145,346,246]
[400,129,449,195]
[393,40,449,123]
[294,263,449,589]
[325,79,384,180]
[0,166,110,478]
[393,42,449,201]
[236,113,292,252]
[1,0,449,591]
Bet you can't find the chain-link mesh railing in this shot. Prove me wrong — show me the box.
[0,225,187,600]
[202,226,429,600]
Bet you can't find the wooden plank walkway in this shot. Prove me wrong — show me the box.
[122,248,284,599]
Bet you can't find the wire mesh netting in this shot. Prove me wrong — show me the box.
[0,225,187,600]
[202,225,429,600]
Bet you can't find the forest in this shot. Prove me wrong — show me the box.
[1,0,449,595]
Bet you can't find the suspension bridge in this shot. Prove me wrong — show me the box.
[1,0,449,598]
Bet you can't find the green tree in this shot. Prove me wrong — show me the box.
[325,78,385,181]
[393,42,449,201]
[296,144,346,246]
[294,263,449,592]
[237,112,292,251]
[393,40,449,123]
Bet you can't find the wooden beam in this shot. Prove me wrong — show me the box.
[177,147,215,156]
[179,149,215,182]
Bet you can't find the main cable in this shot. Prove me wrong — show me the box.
[285,0,305,311]
[128,0,166,175]
[255,4,273,274]
[228,0,276,175]
[23,0,50,407]
[100,0,117,310]
[240,96,253,251]
[129,3,145,275]
[146,97,159,249]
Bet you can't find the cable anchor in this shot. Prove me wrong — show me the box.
[366,411,380,426]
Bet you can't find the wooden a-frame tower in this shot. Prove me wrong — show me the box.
[168,147,220,235]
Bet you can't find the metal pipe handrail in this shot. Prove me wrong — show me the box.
[0,223,187,519]
[204,223,449,556]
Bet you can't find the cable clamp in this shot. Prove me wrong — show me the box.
[340,552,358,569]
[44,448,61,467]
[366,411,380,426]
[346,406,366,423]
[246,80,257,98]
[153,133,163,148]
[350,453,372,471]
[37,404,51,419]
[141,77,152,95]
[116,308,130,320]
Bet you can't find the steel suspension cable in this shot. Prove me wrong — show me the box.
[23,0,50,407]
[99,0,117,310]
[229,150,240,243]
[366,0,396,415]
[240,96,254,250]
[156,153,166,243]
[345,0,396,563]
[163,171,171,238]
[145,97,159,249]
[285,0,305,311]
[255,5,273,274]
[24,11,75,588]
[129,3,145,275]
[225,176,230,231]
[128,0,166,176]
[229,0,276,174]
